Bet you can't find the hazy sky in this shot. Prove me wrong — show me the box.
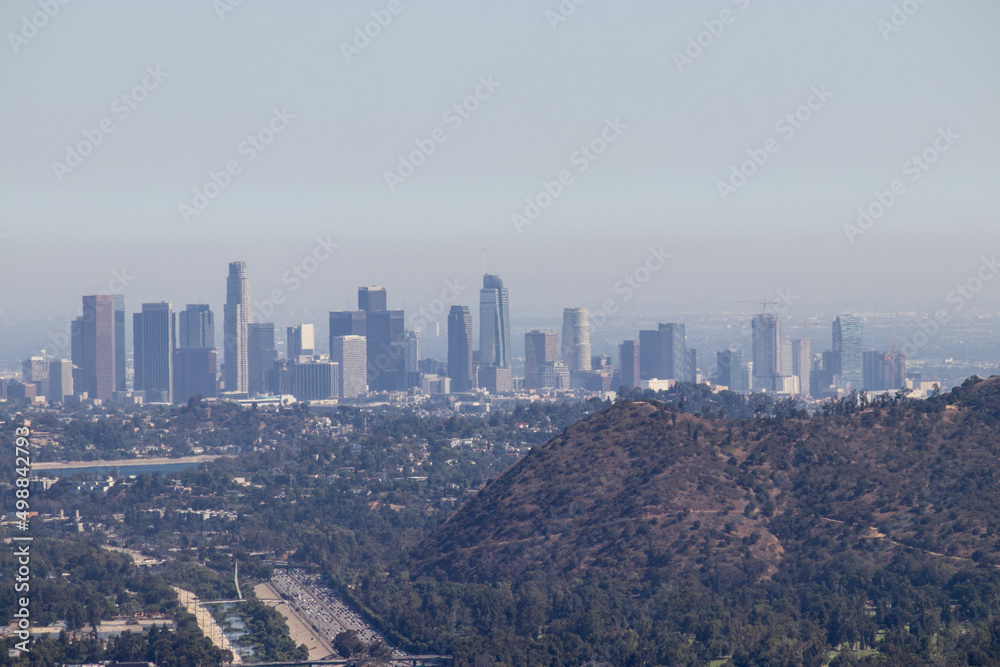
[2,0,999,346]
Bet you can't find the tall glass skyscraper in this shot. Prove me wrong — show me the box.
[561,308,591,372]
[224,261,252,393]
[479,273,511,369]
[834,315,863,389]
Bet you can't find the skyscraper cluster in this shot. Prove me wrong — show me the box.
[11,261,915,407]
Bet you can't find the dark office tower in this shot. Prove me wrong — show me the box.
[268,358,295,395]
[688,348,697,384]
[174,348,217,403]
[561,308,591,372]
[833,315,863,389]
[657,323,688,381]
[48,359,73,403]
[179,304,215,349]
[751,314,781,391]
[247,323,277,395]
[81,294,116,401]
[366,309,405,390]
[358,286,387,312]
[792,338,813,397]
[329,310,366,362]
[638,330,661,380]
[619,340,640,389]
[863,350,885,391]
[133,302,174,403]
[479,274,512,369]
[224,261,252,393]
[113,294,126,392]
[287,324,315,359]
[716,349,745,391]
[329,311,366,337]
[524,329,559,389]
[448,306,474,392]
[479,366,513,394]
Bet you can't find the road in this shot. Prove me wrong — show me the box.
[255,582,336,661]
[270,569,406,658]
[34,454,229,469]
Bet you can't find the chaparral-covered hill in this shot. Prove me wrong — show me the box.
[360,378,1000,665]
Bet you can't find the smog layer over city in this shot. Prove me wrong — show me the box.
[1,2,999,666]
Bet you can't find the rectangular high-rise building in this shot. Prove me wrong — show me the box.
[366,309,405,391]
[792,338,813,397]
[291,359,339,401]
[716,349,745,391]
[358,286,387,312]
[779,339,793,377]
[287,324,315,359]
[179,304,215,349]
[619,340,640,389]
[48,359,74,403]
[448,305,474,392]
[330,335,367,398]
[113,294,126,392]
[403,330,420,373]
[885,351,906,390]
[524,329,558,389]
[657,323,687,381]
[638,329,661,380]
[479,274,512,369]
[562,308,591,372]
[133,302,174,403]
[863,349,885,391]
[174,347,217,403]
[22,356,48,398]
[247,323,277,396]
[223,261,252,393]
[330,311,366,337]
[833,315,863,390]
[751,314,781,392]
[81,294,116,400]
[479,366,513,394]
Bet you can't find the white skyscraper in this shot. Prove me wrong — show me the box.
[223,261,252,393]
[331,335,367,398]
[561,308,591,372]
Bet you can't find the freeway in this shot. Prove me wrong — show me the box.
[270,569,405,659]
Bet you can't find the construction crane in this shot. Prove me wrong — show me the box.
[737,299,780,315]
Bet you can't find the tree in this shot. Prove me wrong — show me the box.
[334,629,364,658]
